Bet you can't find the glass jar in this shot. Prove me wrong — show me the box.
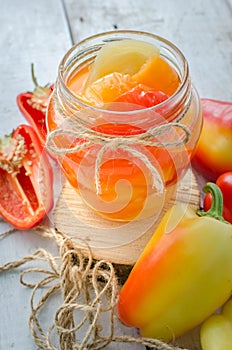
[46,30,202,222]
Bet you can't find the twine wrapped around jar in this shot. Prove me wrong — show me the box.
[46,116,191,195]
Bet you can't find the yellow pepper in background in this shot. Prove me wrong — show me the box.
[200,298,232,350]
[117,183,232,342]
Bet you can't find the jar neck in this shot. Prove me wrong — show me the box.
[55,30,192,128]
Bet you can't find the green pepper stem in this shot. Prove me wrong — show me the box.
[197,182,228,223]
[31,63,39,87]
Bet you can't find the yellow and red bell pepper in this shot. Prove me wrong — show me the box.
[117,183,232,342]
[200,298,232,350]
[192,99,232,181]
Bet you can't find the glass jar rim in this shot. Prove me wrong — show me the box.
[58,29,189,116]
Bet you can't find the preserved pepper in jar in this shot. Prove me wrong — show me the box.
[46,30,202,221]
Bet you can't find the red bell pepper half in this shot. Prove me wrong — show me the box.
[0,124,53,229]
[16,64,53,147]
[204,171,232,224]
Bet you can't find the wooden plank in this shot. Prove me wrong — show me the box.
[1,0,71,135]
[0,1,71,349]
[64,0,232,101]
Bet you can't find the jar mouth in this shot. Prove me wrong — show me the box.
[58,30,189,118]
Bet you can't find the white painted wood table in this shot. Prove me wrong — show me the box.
[0,0,231,349]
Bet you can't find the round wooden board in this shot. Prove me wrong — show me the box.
[54,168,200,265]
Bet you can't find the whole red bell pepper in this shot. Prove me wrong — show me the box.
[17,64,53,147]
[204,171,232,224]
[192,99,232,181]
[0,124,53,229]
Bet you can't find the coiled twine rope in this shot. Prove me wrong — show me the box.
[0,226,190,350]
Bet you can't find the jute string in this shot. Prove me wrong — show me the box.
[0,226,190,350]
[46,117,191,195]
